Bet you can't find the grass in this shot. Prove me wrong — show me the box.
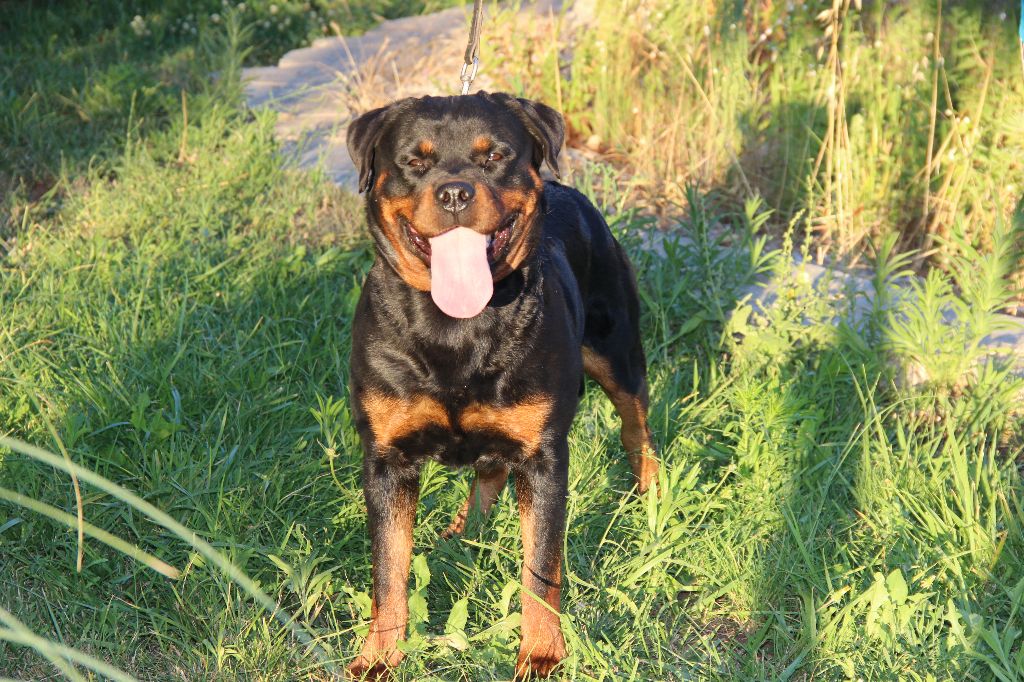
[0,0,457,188]
[2,0,1024,680]
[488,0,1024,293]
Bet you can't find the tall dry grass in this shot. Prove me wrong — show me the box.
[487,0,1024,295]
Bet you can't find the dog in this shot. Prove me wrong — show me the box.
[345,92,658,679]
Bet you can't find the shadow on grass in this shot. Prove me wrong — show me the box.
[3,58,1023,677]
[0,79,389,674]
[630,193,1024,679]
[4,163,1021,680]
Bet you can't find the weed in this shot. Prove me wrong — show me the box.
[491,0,1024,290]
[2,1,1024,680]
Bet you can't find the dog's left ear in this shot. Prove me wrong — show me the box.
[519,98,565,179]
[488,93,565,179]
[347,101,404,193]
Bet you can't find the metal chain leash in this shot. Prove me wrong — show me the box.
[460,0,484,94]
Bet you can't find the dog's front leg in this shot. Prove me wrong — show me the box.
[349,457,420,680]
[514,449,569,679]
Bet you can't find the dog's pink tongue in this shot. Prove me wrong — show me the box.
[428,227,493,318]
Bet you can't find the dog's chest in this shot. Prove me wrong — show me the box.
[359,390,553,464]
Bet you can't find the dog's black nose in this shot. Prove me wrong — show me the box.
[436,181,474,213]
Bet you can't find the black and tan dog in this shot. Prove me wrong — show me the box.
[345,92,658,679]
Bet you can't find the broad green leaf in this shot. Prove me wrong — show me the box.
[499,581,518,617]
[886,569,908,605]
[446,597,469,635]
[412,553,430,590]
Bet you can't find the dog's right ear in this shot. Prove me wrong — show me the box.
[481,92,565,179]
[347,103,398,193]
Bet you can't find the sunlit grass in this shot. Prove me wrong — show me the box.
[2,1,1024,680]
[491,0,1024,285]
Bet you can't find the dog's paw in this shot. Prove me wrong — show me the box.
[440,513,467,539]
[514,634,566,679]
[347,658,391,681]
[347,638,404,680]
[630,449,659,495]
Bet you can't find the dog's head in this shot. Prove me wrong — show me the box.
[346,92,564,318]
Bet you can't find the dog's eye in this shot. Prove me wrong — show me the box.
[408,158,424,167]
[487,152,504,162]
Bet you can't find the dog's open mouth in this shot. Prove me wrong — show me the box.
[403,213,518,266]
[404,218,431,259]
[486,213,517,262]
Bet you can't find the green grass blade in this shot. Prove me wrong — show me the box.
[0,485,180,579]
[0,435,338,673]
[0,626,136,682]
[0,609,89,682]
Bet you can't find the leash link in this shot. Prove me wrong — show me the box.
[459,0,484,94]
[460,57,480,95]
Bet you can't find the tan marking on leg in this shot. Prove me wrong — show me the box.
[581,346,615,388]
[582,347,659,493]
[515,488,566,679]
[442,465,510,538]
[348,490,416,679]
[458,398,552,455]
[361,392,450,446]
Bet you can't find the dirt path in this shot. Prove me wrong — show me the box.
[243,0,563,189]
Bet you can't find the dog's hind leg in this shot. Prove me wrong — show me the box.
[442,464,509,538]
[582,344,659,493]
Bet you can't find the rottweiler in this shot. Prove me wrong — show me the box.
[345,92,658,679]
